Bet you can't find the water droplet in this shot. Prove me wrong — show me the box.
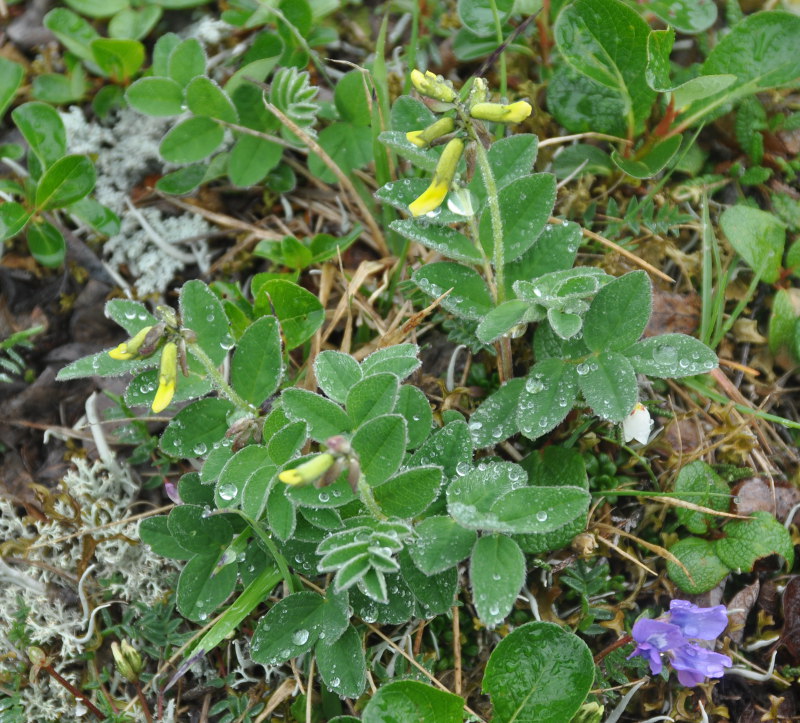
[525,376,545,393]
[193,442,208,456]
[469,421,483,431]
[218,483,237,501]
[456,461,471,476]
[330,676,340,687]
[319,492,330,503]
[124,310,136,320]
[292,629,310,645]
[653,344,678,364]
[576,363,590,376]
[536,510,548,522]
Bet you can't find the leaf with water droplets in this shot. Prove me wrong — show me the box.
[373,466,443,518]
[517,358,578,440]
[180,279,230,366]
[316,624,366,698]
[470,534,525,628]
[577,351,637,422]
[176,552,237,622]
[468,378,524,447]
[362,680,464,723]
[409,516,477,575]
[483,621,594,722]
[625,333,717,378]
[583,270,651,353]
[160,398,234,457]
[346,372,400,427]
[231,315,283,406]
[720,205,785,284]
[408,420,473,479]
[413,262,493,321]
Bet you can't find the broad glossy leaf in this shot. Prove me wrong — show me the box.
[646,0,717,34]
[625,333,717,377]
[362,681,463,723]
[11,102,66,168]
[26,220,66,267]
[43,9,98,63]
[714,510,794,573]
[91,38,145,81]
[484,621,594,723]
[611,135,681,179]
[108,6,162,40]
[457,0,514,37]
[0,202,31,242]
[35,155,96,210]
[667,537,729,594]
[0,58,23,118]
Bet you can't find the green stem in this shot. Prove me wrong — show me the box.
[467,215,496,299]
[357,475,386,520]
[488,0,507,101]
[187,342,255,415]
[234,510,296,593]
[472,132,505,303]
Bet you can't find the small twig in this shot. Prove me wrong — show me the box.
[452,605,462,696]
[539,132,633,148]
[306,657,314,723]
[40,662,105,719]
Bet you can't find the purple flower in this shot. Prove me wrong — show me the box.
[629,600,732,687]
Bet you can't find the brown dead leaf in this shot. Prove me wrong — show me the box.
[732,318,767,345]
[731,477,800,525]
[727,581,760,645]
[777,576,800,662]
[643,289,701,337]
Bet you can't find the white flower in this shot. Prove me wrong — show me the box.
[622,403,653,444]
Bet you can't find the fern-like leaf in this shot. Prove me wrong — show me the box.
[269,67,320,129]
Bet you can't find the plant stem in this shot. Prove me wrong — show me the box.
[135,683,154,723]
[472,133,506,304]
[357,475,386,520]
[187,342,255,416]
[488,0,507,101]
[42,663,105,719]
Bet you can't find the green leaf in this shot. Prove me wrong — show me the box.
[251,591,347,665]
[256,279,325,350]
[155,164,208,195]
[91,38,145,81]
[167,38,206,87]
[390,220,483,265]
[124,368,212,409]
[35,155,96,210]
[126,77,184,116]
[517,359,578,440]
[67,197,120,236]
[138,516,191,560]
[231,316,283,406]
[646,0,717,33]
[64,0,127,18]
[715,510,795,573]
[281,388,352,442]
[390,94,435,132]
[479,174,556,263]
[583,271,651,352]
[610,135,682,179]
[43,9,99,63]
[719,205,784,283]
[0,58,23,119]
[470,534,525,628]
[180,279,231,366]
[483,621,594,723]
[314,351,362,404]
[108,6,162,40]
[546,62,627,137]
[316,625,366,698]
[351,414,407,487]
[457,0,514,37]
[409,516,477,575]
[309,122,373,183]
[362,681,463,723]
[683,12,800,127]
[267,421,307,466]
[168,504,233,555]
[160,398,234,457]
[468,378,524,447]
[667,537,729,594]
[577,351,638,422]
[408,420,472,480]
[489,485,590,535]
[395,385,433,449]
[375,178,465,225]
[672,75,737,110]
[160,116,224,164]
[216,445,272,509]
[413,262,493,321]
[0,202,31,242]
[177,553,237,621]
[360,344,421,379]
[11,102,66,169]
[468,134,540,208]
[554,0,655,135]
[225,57,281,97]
[645,28,674,92]
[768,289,797,355]
[399,550,458,617]
[446,462,524,529]
[334,70,372,126]
[674,461,730,535]
[346,373,399,427]
[552,145,613,179]
[377,130,439,174]
[625,333,718,378]
[267,483,296,539]
[373,466,443,518]
[186,76,238,123]
[152,33,181,77]
[228,134,282,187]
[26,220,66,267]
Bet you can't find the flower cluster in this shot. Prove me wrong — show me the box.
[405,70,533,218]
[629,600,732,686]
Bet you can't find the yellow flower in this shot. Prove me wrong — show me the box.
[410,69,457,103]
[152,342,177,413]
[405,117,456,148]
[470,100,532,124]
[279,453,335,486]
[409,137,464,217]
[108,326,153,360]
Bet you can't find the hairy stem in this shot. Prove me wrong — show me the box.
[187,342,255,416]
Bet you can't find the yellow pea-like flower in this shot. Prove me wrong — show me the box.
[151,342,178,413]
[279,453,335,486]
[405,117,456,148]
[470,100,532,124]
[409,137,464,217]
[108,326,153,360]
[410,69,457,103]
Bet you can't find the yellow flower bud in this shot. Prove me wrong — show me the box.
[409,137,464,217]
[152,342,177,413]
[410,69,457,103]
[469,100,532,124]
[405,117,456,148]
[111,640,143,683]
[108,326,153,360]
[279,453,335,486]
